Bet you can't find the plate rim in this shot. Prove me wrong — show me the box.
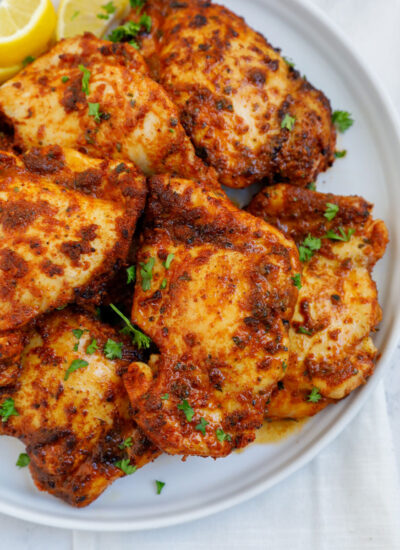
[1,0,400,531]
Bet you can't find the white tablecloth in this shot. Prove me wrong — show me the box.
[2,1,400,548]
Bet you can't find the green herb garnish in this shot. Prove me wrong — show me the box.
[139,257,155,291]
[16,453,30,468]
[64,359,89,381]
[177,400,194,422]
[281,113,295,131]
[119,437,133,449]
[115,458,137,475]
[163,253,174,269]
[291,273,302,289]
[216,428,232,442]
[195,417,209,435]
[0,398,19,422]
[307,387,321,403]
[104,339,123,359]
[110,303,151,350]
[79,65,91,95]
[324,202,339,221]
[86,339,98,355]
[325,227,355,242]
[155,480,165,494]
[332,110,354,133]
[127,265,136,284]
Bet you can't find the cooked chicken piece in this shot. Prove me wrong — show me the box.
[125,0,336,188]
[0,309,160,507]
[123,175,300,457]
[0,33,215,183]
[247,185,388,419]
[0,147,146,386]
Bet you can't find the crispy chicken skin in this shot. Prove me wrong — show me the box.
[0,309,160,507]
[248,185,388,418]
[0,147,146,385]
[123,175,300,457]
[0,33,215,183]
[126,0,336,188]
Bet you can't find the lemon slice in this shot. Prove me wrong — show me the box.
[57,0,129,40]
[0,63,22,84]
[0,0,56,67]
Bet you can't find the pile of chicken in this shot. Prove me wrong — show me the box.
[0,0,387,507]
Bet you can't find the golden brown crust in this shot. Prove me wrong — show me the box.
[126,0,336,188]
[0,309,160,507]
[248,184,388,418]
[0,33,217,184]
[123,175,300,456]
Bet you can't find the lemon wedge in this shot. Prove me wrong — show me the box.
[0,63,22,84]
[57,0,129,40]
[0,0,56,67]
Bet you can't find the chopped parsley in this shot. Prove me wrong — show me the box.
[140,257,155,291]
[61,76,70,83]
[283,56,295,68]
[161,393,169,400]
[71,10,80,20]
[126,265,136,284]
[155,480,165,494]
[282,361,288,372]
[281,113,295,131]
[119,437,133,449]
[216,428,232,442]
[298,234,321,262]
[307,182,316,191]
[298,326,312,335]
[22,56,35,67]
[64,359,88,381]
[115,458,137,475]
[108,15,152,48]
[0,398,19,422]
[97,1,116,19]
[291,273,302,289]
[325,227,355,242]
[72,328,86,351]
[324,202,339,221]
[195,417,209,435]
[110,303,151,350]
[332,110,354,133]
[160,278,167,289]
[334,149,347,158]
[130,0,146,11]
[177,399,194,422]
[163,253,174,269]
[104,339,123,359]
[86,339,98,355]
[16,453,30,468]
[79,65,91,95]
[307,387,322,403]
[88,102,102,123]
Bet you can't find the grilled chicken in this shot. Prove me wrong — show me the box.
[125,0,336,188]
[0,33,215,183]
[123,175,300,457]
[0,309,160,506]
[0,146,146,386]
[247,185,388,419]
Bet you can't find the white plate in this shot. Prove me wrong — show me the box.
[0,0,400,531]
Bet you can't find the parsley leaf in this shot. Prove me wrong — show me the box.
[110,303,151,350]
[161,393,169,400]
[127,265,136,284]
[119,437,133,449]
[307,182,316,191]
[307,387,322,403]
[72,328,85,340]
[291,273,302,289]
[325,227,355,242]
[104,339,123,359]
[97,1,116,19]
[324,202,339,221]
[298,234,321,262]
[281,113,295,131]
[216,428,232,442]
[64,359,89,381]
[0,398,19,422]
[155,480,165,494]
[88,102,102,123]
[195,417,209,435]
[282,361,288,372]
[163,253,174,269]
[160,278,167,289]
[130,0,146,10]
[79,65,91,95]
[86,339,98,355]
[22,56,35,67]
[283,56,295,68]
[61,76,70,83]
[115,458,137,475]
[16,453,30,468]
[108,15,151,45]
[177,399,194,422]
[332,110,354,133]
[140,257,155,291]
[139,13,152,32]
[298,326,312,335]
[334,149,347,158]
